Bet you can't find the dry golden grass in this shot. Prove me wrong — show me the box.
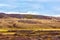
[0,17,60,30]
[0,18,60,40]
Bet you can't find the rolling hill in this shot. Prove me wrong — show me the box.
[0,13,60,40]
[0,12,60,29]
[0,12,60,19]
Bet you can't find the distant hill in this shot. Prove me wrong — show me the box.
[0,13,60,20]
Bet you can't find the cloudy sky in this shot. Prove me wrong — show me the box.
[0,0,60,16]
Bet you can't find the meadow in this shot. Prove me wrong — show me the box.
[0,17,60,40]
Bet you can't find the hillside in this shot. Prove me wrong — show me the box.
[0,13,60,40]
[0,13,60,29]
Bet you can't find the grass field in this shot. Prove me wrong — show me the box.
[0,18,60,40]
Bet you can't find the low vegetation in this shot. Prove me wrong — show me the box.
[0,13,60,40]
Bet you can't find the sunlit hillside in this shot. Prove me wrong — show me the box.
[0,13,60,40]
[0,14,60,29]
[0,13,60,31]
[0,15,60,30]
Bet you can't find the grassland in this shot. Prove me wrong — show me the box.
[0,17,60,40]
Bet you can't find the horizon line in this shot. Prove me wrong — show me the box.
[0,12,60,17]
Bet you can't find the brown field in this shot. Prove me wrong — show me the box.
[0,16,60,40]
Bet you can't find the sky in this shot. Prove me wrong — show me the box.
[0,0,60,16]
